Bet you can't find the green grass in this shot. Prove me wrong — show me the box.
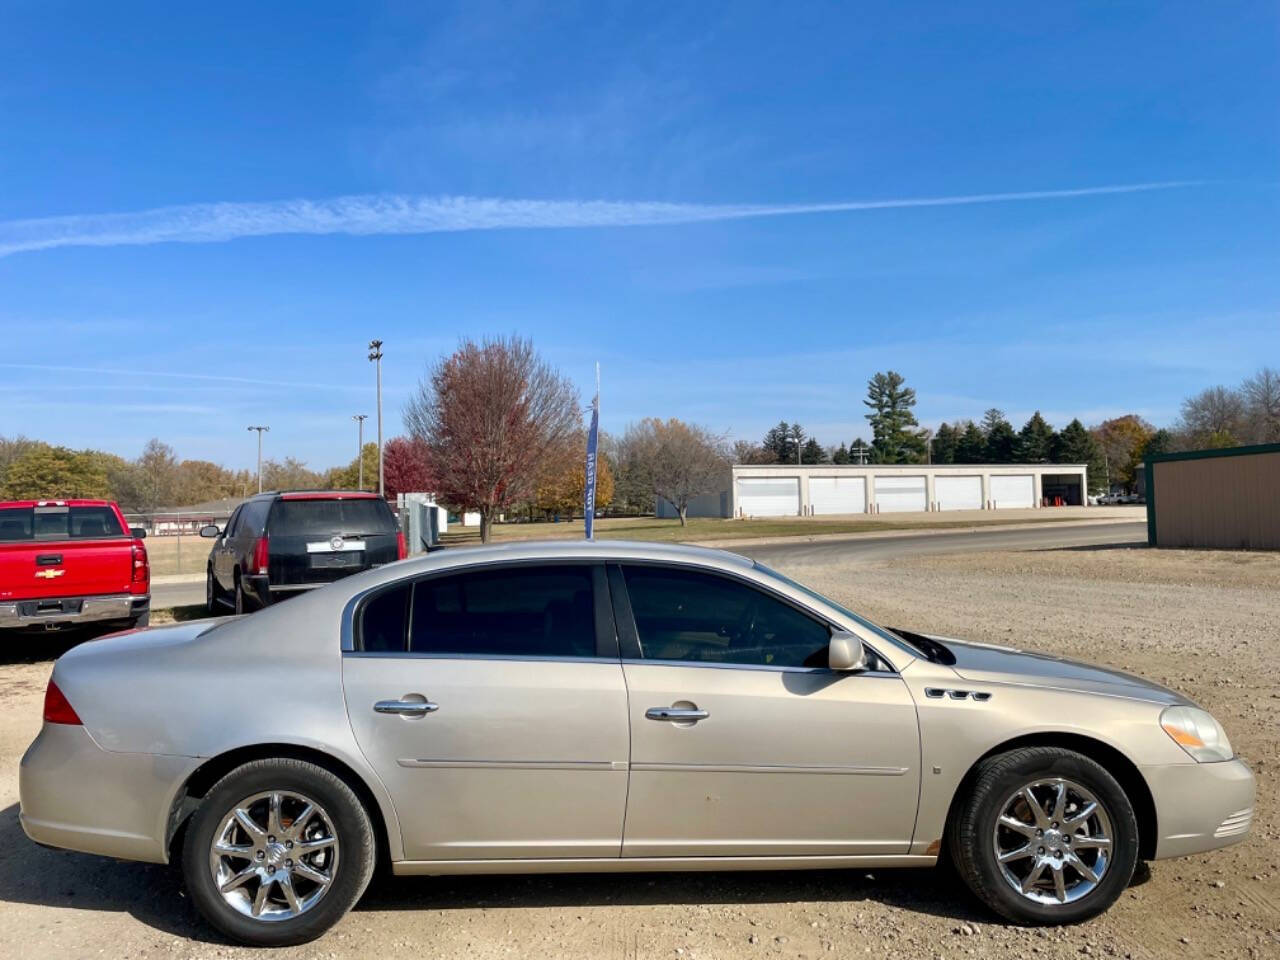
[440,512,1100,548]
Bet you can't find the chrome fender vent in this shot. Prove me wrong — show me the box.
[924,688,992,702]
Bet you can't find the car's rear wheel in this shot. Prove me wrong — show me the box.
[949,746,1139,924]
[234,574,245,615]
[181,759,375,946]
[206,569,220,614]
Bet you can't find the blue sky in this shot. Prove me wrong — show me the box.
[1,1,1276,469]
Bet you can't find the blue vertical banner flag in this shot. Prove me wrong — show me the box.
[584,365,600,540]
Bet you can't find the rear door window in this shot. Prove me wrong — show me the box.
[406,565,598,658]
[0,506,124,541]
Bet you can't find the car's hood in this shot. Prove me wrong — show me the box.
[930,634,1190,705]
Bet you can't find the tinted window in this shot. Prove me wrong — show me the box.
[0,506,124,541]
[621,565,830,668]
[408,565,597,658]
[269,499,395,536]
[224,505,243,538]
[360,584,410,652]
[239,499,270,535]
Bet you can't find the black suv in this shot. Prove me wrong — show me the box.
[202,491,404,614]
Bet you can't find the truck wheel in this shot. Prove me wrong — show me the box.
[234,576,245,615]
[181,758,375,946]
[130,611,150,629]
[207,569,220,614]
[949,746,1138,924]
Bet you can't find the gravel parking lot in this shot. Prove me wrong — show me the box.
[0,543,1276,959]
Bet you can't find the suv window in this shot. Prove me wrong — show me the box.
[0,506,124,541]
[621,564,830,668]
[269,498,395,536]
[240,499,270,535]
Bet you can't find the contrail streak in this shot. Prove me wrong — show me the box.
[0,181,1201,258]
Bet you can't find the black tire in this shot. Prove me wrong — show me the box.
[129,610,150,629]
[181,758,375,947]
[949,747,1139,925]
[234,574,245,615]
[206,569,219,615]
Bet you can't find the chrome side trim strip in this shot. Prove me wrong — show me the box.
[630,762,909,777]
[397,759,626,771]
[393,854,937,876]
[622,658,900,678]
[345,652,620,664]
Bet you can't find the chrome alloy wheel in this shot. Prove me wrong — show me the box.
[208,790,339,922]
[993,777,1113,906]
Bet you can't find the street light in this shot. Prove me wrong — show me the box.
[352,414,369,490]
[368,340,384,498]
[247,425,269,493]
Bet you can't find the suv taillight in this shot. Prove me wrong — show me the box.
[43,681,82,725]
[396,531,407,561]
[252,535,270,576]
[131,539,149,587]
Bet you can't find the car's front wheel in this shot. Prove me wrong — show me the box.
[949,746,1139,924]
[181,759,376,946]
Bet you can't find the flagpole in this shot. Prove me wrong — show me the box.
[584,364,600,540]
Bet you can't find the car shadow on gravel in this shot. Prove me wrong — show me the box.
[0,804,207,940]
[0,631,93,665]
[355,864,993,924]
[0,800,1153,942]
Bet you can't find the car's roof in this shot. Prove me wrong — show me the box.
[0,499,116,508]
[409,538,754,569]
[253,490,383,501]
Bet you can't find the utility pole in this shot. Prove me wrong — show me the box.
[247,425,269,493]
[352,415,369,490]
[368,340,384,497]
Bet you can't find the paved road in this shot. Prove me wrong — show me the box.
[737,520,1146,566]
[150,521,1147,611]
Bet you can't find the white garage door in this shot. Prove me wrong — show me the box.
[874,475,927,513]
[809,476,866,515]
[934,475,983,511]
[990,474,1035,509]
[736,477,800,517]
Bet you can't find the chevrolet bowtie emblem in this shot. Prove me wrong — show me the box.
[35,569,65,579]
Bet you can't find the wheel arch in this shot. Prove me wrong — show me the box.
[943,732,1158,860]
[166,742,395,869]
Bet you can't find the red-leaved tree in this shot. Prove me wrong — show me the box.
[403,336,581,542]
[382,436,434,499]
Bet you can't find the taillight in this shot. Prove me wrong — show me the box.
[131,539,149,586]
[43,681,82,725]
[252,535,270,575]
[396,531,407,561]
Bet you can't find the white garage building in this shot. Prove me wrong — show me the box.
[658,463,1087,518]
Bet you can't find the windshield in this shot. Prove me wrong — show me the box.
[751,561,922,660]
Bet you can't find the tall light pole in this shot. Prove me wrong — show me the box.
[352,414,369,490]
[247,425,269,493]
[368,339,384,498]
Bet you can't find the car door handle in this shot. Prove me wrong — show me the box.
[645,706,709,722]
[374,698,439,717]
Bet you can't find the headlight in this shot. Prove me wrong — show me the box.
[1160,706,1234,762]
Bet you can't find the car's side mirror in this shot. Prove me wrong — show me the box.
[828,631,869,672]
[130,527,147,539]
[199,524,221,538]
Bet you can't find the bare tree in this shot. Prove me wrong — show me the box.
[1177,385,1246,449]
[621,418,729,526]
[1242,367,1280,443]
[404,336,581,543]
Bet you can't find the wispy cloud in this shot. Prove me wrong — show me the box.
[0,182,1200,258]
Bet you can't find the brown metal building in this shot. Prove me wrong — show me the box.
[1145,443,1280,550]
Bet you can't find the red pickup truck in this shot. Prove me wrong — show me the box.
[0,499,150,633]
